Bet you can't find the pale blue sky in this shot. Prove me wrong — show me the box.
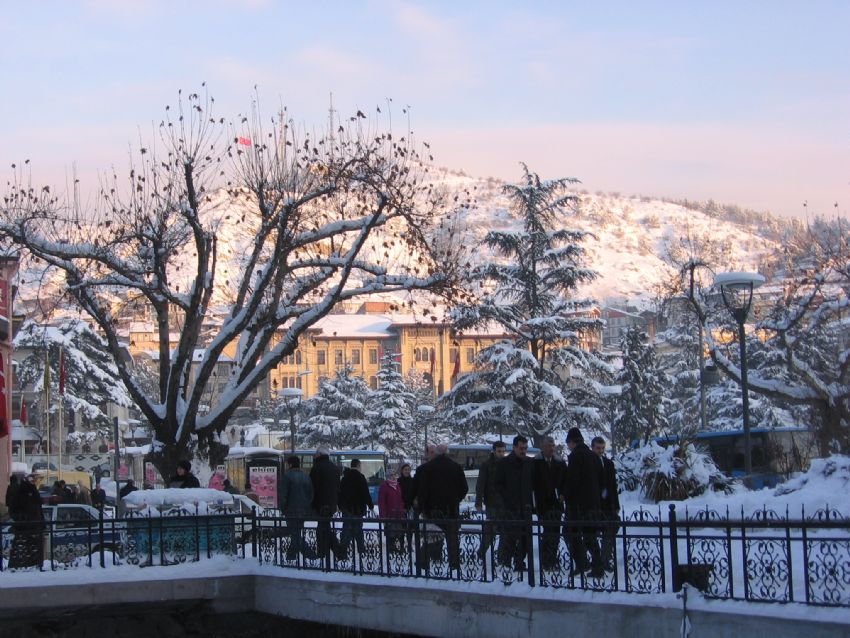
[1,1,848,218]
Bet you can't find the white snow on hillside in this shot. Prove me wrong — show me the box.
[14,169,784,315]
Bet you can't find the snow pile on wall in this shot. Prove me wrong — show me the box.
[616,441,736,502]
[123,488,234,515]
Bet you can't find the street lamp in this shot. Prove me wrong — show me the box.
[279,387,303,453]
[713,271,765,483]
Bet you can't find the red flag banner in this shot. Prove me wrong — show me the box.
[451,348,460,379]
[59,348,66,395]
[237,136,252,146]
[0,354,7,438]
[20,400,27,426]
[429,349,435,378]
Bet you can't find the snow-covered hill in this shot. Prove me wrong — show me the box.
[15,168,787,315]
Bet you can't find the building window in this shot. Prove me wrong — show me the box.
[369,348,378,364]
[296,350,302,365]
[317,350,326,366]
[369,375,378,390]
[415,348,422,362]
[422,348,430,362]
[449,348,458,363]
[334,349,344,365]
[351,349,361,365]
[466,347,475,364]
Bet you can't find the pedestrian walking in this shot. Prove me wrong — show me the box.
[562,427,604,577]
[533,435,567,570]
[118,479,138,498]
[9,474,45,568]
[280,456,317,561]
[310,446,342,558]
[378,466,407,555]
[338,459,374,559]
[495,435,534,571]
[91,483,107,512]
[592,436,620,572]
[415,443,467,570]
[474,440,506,560]
[223,479,240,495]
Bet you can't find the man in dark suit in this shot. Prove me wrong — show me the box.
[310,446,342,558]
[592,437,620,572]
[475,440,506,560]
[495,435,534,570]
[562,427,603,577]
[533,435,566,570]
[416,443,467,570]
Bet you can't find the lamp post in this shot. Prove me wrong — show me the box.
[279,387,303,453]
[713,271,765,483]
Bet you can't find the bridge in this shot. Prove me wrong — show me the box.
[1,506,849,637]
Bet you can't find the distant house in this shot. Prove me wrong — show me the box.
[601,306,657,348]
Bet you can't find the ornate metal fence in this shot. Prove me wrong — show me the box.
[2,504,848,607]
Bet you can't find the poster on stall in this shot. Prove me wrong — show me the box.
[249,466,278,508]
[208,464,227,490]
[118,460,130,479]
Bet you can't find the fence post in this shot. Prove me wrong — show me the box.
[668,504,679,593]
[251,506,258,559]
[99,509,106,568]
[526,516,536,587]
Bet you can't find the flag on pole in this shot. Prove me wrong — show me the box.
[20,400,27,426]
[59,348,66,395]
[429,349,435,378]
[237,136,252,146]
[0,354,6,438]
[451,348,460,380]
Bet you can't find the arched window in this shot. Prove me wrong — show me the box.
[415,348,422,362]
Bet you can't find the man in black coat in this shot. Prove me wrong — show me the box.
[474,441,506,560]
[592,437,620,572]
[495,435,534,570]
[169,460,201,488]
[533,436,567,570]
[9,475,45,568]
[310,447,342,558]
[338,459,373,558]
[562,427,603,577]
[415,443,467,570]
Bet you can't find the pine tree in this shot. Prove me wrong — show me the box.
[300,364,372,449]
[442,165,610,445]
[613,327,668,450]
[14,319,132,439]
[367,354,414,456]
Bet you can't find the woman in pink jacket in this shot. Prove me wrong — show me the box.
[378,468,407,555]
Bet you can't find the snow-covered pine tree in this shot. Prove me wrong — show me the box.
[442,165,610,446]
[612,327,669,450]
[367,354,414,456]
[300,364,372,449]
[14,318,132,439]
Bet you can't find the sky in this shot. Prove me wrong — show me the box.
[1,0,848,219]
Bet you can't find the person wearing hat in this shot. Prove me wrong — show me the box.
[562,427,604,578]
[169,460,201,489]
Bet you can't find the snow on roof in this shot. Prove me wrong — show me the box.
[311,314,396,338]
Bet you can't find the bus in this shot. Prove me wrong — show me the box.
[224,447,387,508]
[654,426,817,488]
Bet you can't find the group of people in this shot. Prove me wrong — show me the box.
[476,429,619,576]
[273,432,618,575]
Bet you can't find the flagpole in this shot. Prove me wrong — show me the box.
[58,347,63,480]
[44,353,50,480]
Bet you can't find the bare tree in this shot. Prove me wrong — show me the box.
[1,90,458,478]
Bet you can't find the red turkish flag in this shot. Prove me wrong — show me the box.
[20,400,27,426]
[0,354,7,438]
[451,349,460,380]
[237,136,252,146]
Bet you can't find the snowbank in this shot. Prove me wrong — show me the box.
[123,488,234,508]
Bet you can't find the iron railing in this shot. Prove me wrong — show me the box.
[2,504,848,607]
